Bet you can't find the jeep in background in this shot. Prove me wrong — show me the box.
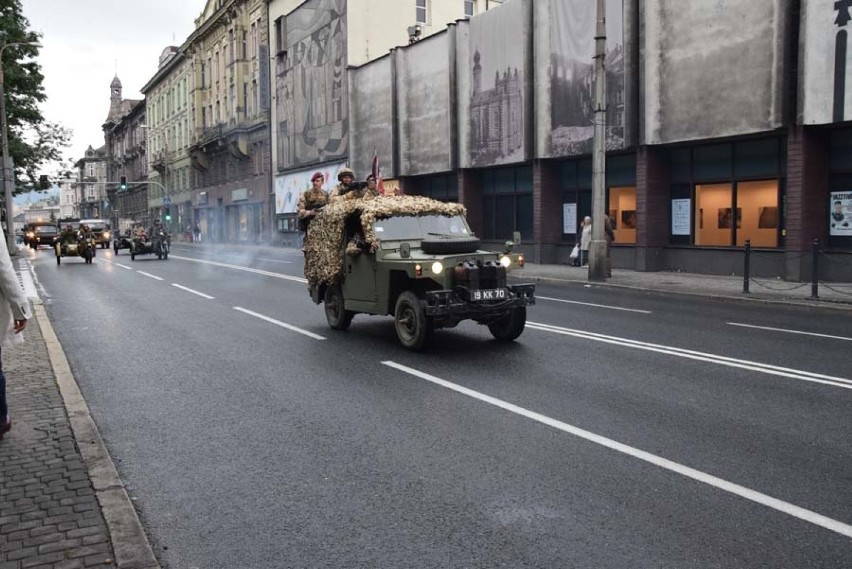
[305,196,535,351]
[24,222,60,249]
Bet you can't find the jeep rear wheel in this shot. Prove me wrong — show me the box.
[488,307,526,342]
[324,284,354,331]
[394,291,433,351]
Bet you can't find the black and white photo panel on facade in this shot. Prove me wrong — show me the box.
[275,0,348,170]
[800,0,852,123]
[642,0,792,145]
[462,0,530,168]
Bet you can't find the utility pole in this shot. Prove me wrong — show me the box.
[588,0,608,282]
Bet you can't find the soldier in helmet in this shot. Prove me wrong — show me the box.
[328,167,356,202]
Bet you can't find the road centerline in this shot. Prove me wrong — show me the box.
[115,263,134,270]
[137,271,164,281]
[233,306,325,340]
[171,284,215,299]
[727,322,852,342]
[537,295,652,314]
[382,360,852,540]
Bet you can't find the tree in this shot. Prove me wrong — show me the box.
[1,0,71,194]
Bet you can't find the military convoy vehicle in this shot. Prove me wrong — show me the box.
[305,195,535,351]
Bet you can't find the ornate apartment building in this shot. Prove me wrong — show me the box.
[73,145,108,220]
[141,46,193,234]
[103,76,148,231]
[183,0,271,243]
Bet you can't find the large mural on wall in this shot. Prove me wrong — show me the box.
[549,0,625,156]
[397,33,452,176]
[800,0,852,124]
[349,56,394,179]
[276,0,348,170]
[465,0,529,168]
[642,0,791,145]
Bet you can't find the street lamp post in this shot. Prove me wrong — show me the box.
[588,0,608,282]
[1,41,42,255]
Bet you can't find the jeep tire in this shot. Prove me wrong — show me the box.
[488,307,526,342]
[394,291,433,351]
[324,284,354,331]
[420,236,481,255]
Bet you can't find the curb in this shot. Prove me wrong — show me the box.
[34,302,161,569]
[514,272,852,312]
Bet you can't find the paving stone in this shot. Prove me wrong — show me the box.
[37,537,81,554]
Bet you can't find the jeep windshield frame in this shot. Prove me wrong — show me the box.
[373,214,472,241]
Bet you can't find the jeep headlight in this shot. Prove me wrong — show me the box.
[500,255,512,268]
[103,231,111,239]
[431,261,444,275]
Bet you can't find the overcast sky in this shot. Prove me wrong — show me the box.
[20,0,204,172]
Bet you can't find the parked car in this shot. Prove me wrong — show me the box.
[305,196,535,351]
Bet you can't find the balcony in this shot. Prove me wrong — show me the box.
[151,151,167,173]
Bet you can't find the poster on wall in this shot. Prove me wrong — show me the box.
[671,198,690,235]
[468,0,527,167]
[562,202,577,234]
[276,0,349,170]
[550,0,624,156]
[830,191,852,236]
[275,162,348,215]
[800,0,852,124]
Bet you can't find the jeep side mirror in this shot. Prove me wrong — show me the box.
[503,241,514,254]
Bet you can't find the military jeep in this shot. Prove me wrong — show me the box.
[305,196,535,351]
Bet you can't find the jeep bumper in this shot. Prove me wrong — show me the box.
[423,283,535,317]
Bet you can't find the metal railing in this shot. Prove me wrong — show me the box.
[742,239,852,299]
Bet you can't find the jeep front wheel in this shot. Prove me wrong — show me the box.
[488,307,526,342]
[394,291,433,351]
[324,284,354,331]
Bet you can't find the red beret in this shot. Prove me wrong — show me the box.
[311,172,324,181]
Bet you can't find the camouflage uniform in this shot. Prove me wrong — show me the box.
[297,188,329,233]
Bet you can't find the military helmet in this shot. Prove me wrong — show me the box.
[338,167,355,182]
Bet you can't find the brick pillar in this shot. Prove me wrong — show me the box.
[785,125,829,281]
[533,160,561,264]
[458,169,483,238]
[635,145,670,271]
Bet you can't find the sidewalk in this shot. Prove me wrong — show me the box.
[175,241,852,308]
[1,272,159,569]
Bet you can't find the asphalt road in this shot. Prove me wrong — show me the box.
[25,243,852,568]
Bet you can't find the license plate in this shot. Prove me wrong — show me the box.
[471,288,507,301]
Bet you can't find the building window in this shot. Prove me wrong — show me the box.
[410,173,458,202]
[464,0,474,17]
[608,187,637,244]
[416,0,428,25]
[482,166,533,241]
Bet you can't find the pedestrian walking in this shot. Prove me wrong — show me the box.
[194,223,202,243]
[0,241,30,438]
[580,216,592,267]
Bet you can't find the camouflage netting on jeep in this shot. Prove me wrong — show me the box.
[304,196,467,288]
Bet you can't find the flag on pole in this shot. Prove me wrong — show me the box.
[371,154,385,195]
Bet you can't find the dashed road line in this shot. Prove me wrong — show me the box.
[137,271,164,281]
[526,321,852,391]
[382,360,852,541]
[537,296,652,314]
[171,284,215,299]
[233,306,325,340]
[728,322,852,342]
[115,263,134,270]
[170,255,307,284]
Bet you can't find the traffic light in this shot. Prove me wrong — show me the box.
[38,174,49,190]
[119,176,127,190]
[164,206,171,222]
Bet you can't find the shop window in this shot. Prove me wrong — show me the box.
[735,180,778,247]
[830,129,852,172]
[482,166,533,240]
[734,139,780,179]
[693,144,732,181]
[608,187,637,244]
[695,183,733,246]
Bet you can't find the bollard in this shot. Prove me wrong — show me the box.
[743,240,751,294]
[811,238,819,299]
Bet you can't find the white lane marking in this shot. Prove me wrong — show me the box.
[97,258,113,264]
[170,254,307,283]
[526,322,852,390]
[256,257,293,264]
[115,263,134,270]
[537,295,652,314]
[137,271,164,281]
[171,284,215,300]
[728,322,852,343]
[233,307,325,340]
[383,360,852,540]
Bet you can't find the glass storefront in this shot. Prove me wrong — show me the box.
[482,165,533,241]
[560,155,636,243]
